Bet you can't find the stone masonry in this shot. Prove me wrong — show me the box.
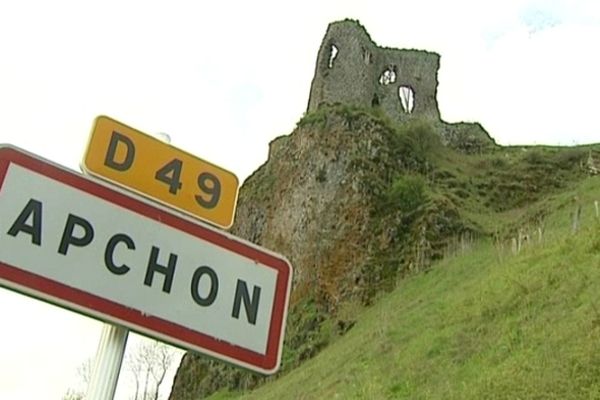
[307,19,442,122]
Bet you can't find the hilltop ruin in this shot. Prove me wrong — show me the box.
[308,19,441,123]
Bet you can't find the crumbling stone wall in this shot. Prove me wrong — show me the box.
[307,19,441,122]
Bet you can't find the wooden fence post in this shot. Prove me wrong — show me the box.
[572,203,582,233]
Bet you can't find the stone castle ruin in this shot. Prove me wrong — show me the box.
[308,20,442,122]
[307,19,494,152]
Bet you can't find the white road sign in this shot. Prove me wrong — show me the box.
[0,145,292,374]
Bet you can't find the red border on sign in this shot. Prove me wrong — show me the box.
[0,146,291,373]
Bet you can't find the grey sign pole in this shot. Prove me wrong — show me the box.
[86,324,129,400]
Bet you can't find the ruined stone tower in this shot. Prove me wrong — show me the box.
[307,19,442,122]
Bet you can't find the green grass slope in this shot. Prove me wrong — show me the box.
[209,175,600,399]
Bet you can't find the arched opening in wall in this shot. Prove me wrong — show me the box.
[379,66,397,85]
[398,86,415,113]
[328,45,338,68]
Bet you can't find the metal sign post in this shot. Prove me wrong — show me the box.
[86,324,129,400]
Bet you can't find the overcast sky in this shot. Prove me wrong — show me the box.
[1,1,599,399]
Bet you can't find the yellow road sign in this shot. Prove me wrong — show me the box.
[82,116,239,229]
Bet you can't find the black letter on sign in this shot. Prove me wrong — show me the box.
[144,246,177,293]
[190,266,218,306]
[104,131,135,171]
[104,234,135,275]
[58,214,94,255]
[232,279,261,325]
[155,159,183,195]
[7,198,43,246]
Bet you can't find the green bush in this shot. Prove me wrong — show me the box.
[387,174,427,214]
[389,119,441,173]
[397,120,441,159]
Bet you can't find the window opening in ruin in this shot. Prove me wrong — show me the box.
[398,86,415,113]
[328,44,339,68]
[379,66,397,85]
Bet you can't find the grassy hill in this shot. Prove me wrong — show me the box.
[207,170,600,399]
[166,104,600,399]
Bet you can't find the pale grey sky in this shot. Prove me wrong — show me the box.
[0,0,599,398]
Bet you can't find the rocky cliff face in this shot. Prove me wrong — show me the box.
[168,108,400,398]
[232,112,399,308]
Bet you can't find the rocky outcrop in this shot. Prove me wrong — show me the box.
[169,108,403,398]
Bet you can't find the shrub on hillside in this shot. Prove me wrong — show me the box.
[387,174,427,214]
